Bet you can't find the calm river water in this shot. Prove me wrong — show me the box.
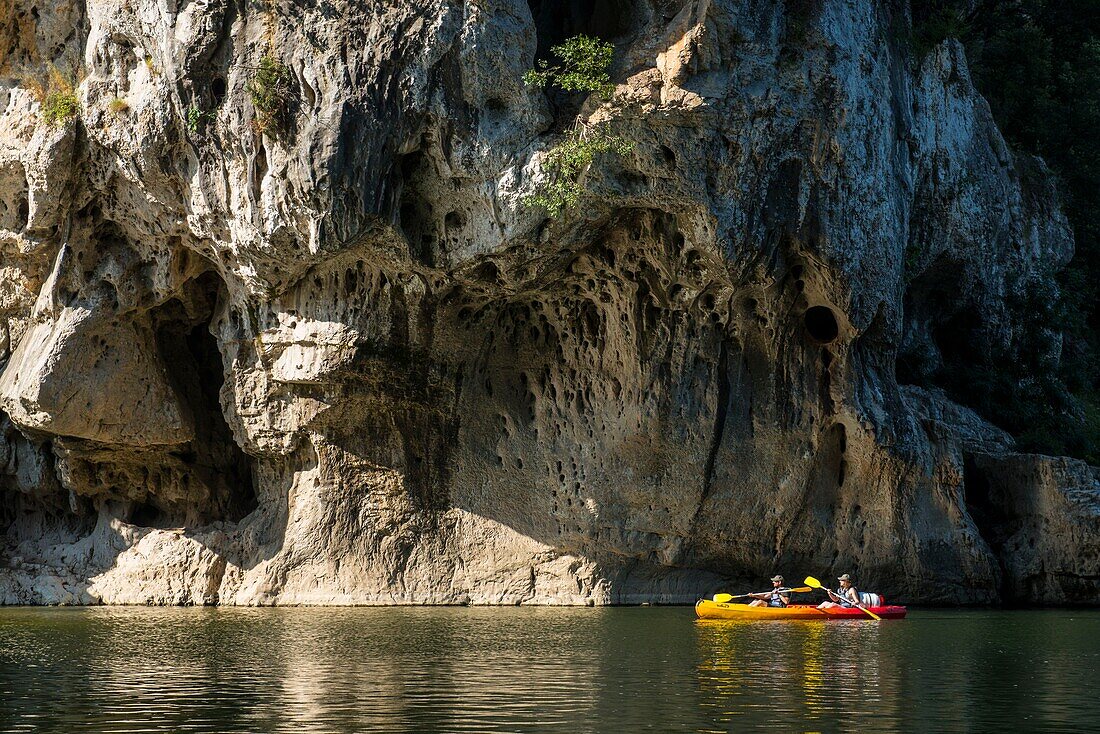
[1,606,1098,733]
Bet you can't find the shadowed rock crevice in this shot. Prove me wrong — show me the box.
[961,453,1007,589]
[0,161,28,233]
[326,339,459,513]
[394,149,440,267]
[700,337,730,507]
[961,453,1100,606]
[148,271,257,525]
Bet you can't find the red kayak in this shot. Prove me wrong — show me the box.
[696,599,908,620]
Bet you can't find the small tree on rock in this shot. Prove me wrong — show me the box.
[522,35,631,216]
[523,35,617,98]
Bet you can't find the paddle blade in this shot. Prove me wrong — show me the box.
[804,576,824,589]
[713,593,734,603]
[790,586,812,593]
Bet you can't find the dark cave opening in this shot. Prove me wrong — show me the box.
[153,271,256,524]
[130,501,163,528]
[393,150,438,267]
[210,76,227,106]
[896,304,988,393]
[961,454,1013,599]
[804,305,839,344]
[894,347,927,386]
[527,0,641,59]
[933,309,985,370]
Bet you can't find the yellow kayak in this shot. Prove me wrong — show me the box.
[695,599,907,620]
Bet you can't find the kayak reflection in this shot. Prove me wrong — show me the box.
[694,618,902,731]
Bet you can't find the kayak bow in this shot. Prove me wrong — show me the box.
[695,599,907,620]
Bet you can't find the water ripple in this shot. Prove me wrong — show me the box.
[1,607,1099,732]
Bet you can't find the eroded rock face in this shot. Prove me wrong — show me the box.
[966,454,1100,605]
[0,0,1094,605]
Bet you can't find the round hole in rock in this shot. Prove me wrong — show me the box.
[445,210,464,230]
[804,305,839,343]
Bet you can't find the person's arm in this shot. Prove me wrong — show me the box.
[826,588,840,602]
[779,593,790,605]
[847,587,860,603]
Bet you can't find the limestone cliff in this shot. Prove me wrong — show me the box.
[1,0,1097,605]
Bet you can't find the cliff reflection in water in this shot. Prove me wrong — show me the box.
[2,607,1098,732]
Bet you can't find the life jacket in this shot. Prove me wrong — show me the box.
[834,587,859,607]
[766,590,788,607]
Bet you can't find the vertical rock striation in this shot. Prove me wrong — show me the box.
[0,0,1095,604]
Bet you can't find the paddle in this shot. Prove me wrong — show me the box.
[803,576,882,621]
[713,586,812,603]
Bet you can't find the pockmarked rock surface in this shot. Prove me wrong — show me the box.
[1,0,1096,605]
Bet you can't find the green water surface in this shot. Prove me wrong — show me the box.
[1,606,1098,733]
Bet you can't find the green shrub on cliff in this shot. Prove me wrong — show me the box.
[186,105,211,134]
[525,126,632,216]
[27,64,81,125]
[247,55,293,135]
[523,35,616,99]
[42,91,79,125]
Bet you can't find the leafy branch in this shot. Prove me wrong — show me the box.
[186,105,212,134]
[525,125,632,216]
[522,35,616,99]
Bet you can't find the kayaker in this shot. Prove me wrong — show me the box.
[747,575,790,608]
[817,573,860,609]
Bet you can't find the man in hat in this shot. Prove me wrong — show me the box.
[817,573,860,609]
[747,575,790,607]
